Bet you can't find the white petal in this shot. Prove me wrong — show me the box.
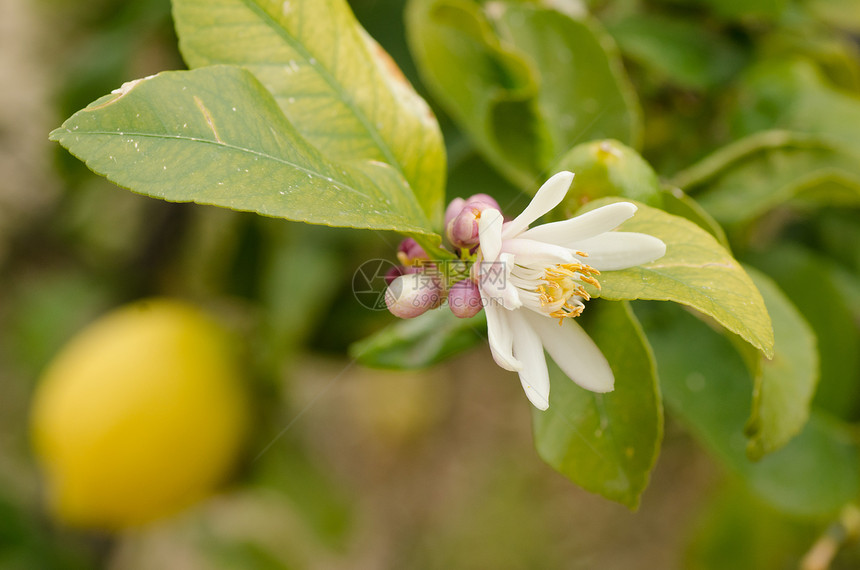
[572,232,666,271]
[502,171,574,239]
[508,310,551,410]
[498,253,523,310]
[524,311,614,393]
[484,302,521,371]
[477,208,504,262]
[519,202,638,246]
[501,238,575,265]
[479,253,522,310]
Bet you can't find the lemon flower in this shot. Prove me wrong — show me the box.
[474,171,665,410]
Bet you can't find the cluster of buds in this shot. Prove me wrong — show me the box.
[383,194,499,320]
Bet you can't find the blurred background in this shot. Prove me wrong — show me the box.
[2,0,860,568]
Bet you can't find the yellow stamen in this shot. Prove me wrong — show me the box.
[535,261,600,321]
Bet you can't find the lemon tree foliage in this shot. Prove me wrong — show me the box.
[533,301,661,509]
[748,245,860,420]
[584,199,774,357]
[674,131,860,226]
[351,309,487,369]
[642,302,859,517]
[173,0,446,227]
[50,67,436,234]
[607,13,745,90]
[741,269,818,461]
[406,0,640,190]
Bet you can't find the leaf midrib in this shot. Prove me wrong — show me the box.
[55,128,384,200]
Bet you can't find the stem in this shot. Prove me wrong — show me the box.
[801,504,860,570]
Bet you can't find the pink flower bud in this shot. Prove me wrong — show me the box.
[446,208,480,248]
[384,274,443,319]
[445,194,503,249]
[396,238,428,269]
[448,279,483,318]
[464,193,500,212]
[444,197,466,229]
[384,265,404,285]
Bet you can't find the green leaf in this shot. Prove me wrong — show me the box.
[608,13,745,90]
[50,66,436,234]
[659,187,729,249]
[705,56,860,214]
[641,302,860,517]
[533,301,662,509]
[173,0,446,226]
[742,268,819,460]
[552,140,663,210]
[747,244,860,419]
[673,130,860,226]
[584,199,774,357]
[733,59,860,152]
[406,0,640,189]
[350,308,487,369]
[637,303,860,516]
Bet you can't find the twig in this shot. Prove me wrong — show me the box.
[801,504,860,570]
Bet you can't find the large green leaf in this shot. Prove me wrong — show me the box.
[350,308,487,369]
[676,60,860,227]
[584,199,774,357]
[533,301,661,509]
[733,59,860,151]
[608,13,745,90]
[673,130,860,226]
[406,0,640,190]
[748,245,860,419]
[173,0,445,226]
[641,302,859,517]
[50,66,436,234]
[742,268,818,460]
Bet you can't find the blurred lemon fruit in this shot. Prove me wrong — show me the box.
[30,298,248,530]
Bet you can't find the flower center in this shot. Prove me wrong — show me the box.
[536,261,600,324]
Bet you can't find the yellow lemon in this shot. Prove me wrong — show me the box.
[30,298,248,530]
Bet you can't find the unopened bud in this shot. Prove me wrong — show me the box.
[463,193,500,212]
[384,274,443,319]
[447,208,481,248]
[384,265,403,285]
[445,194,502,249]
[396,238,428,268]
[448,279,483,318]
[444,197,466,229]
